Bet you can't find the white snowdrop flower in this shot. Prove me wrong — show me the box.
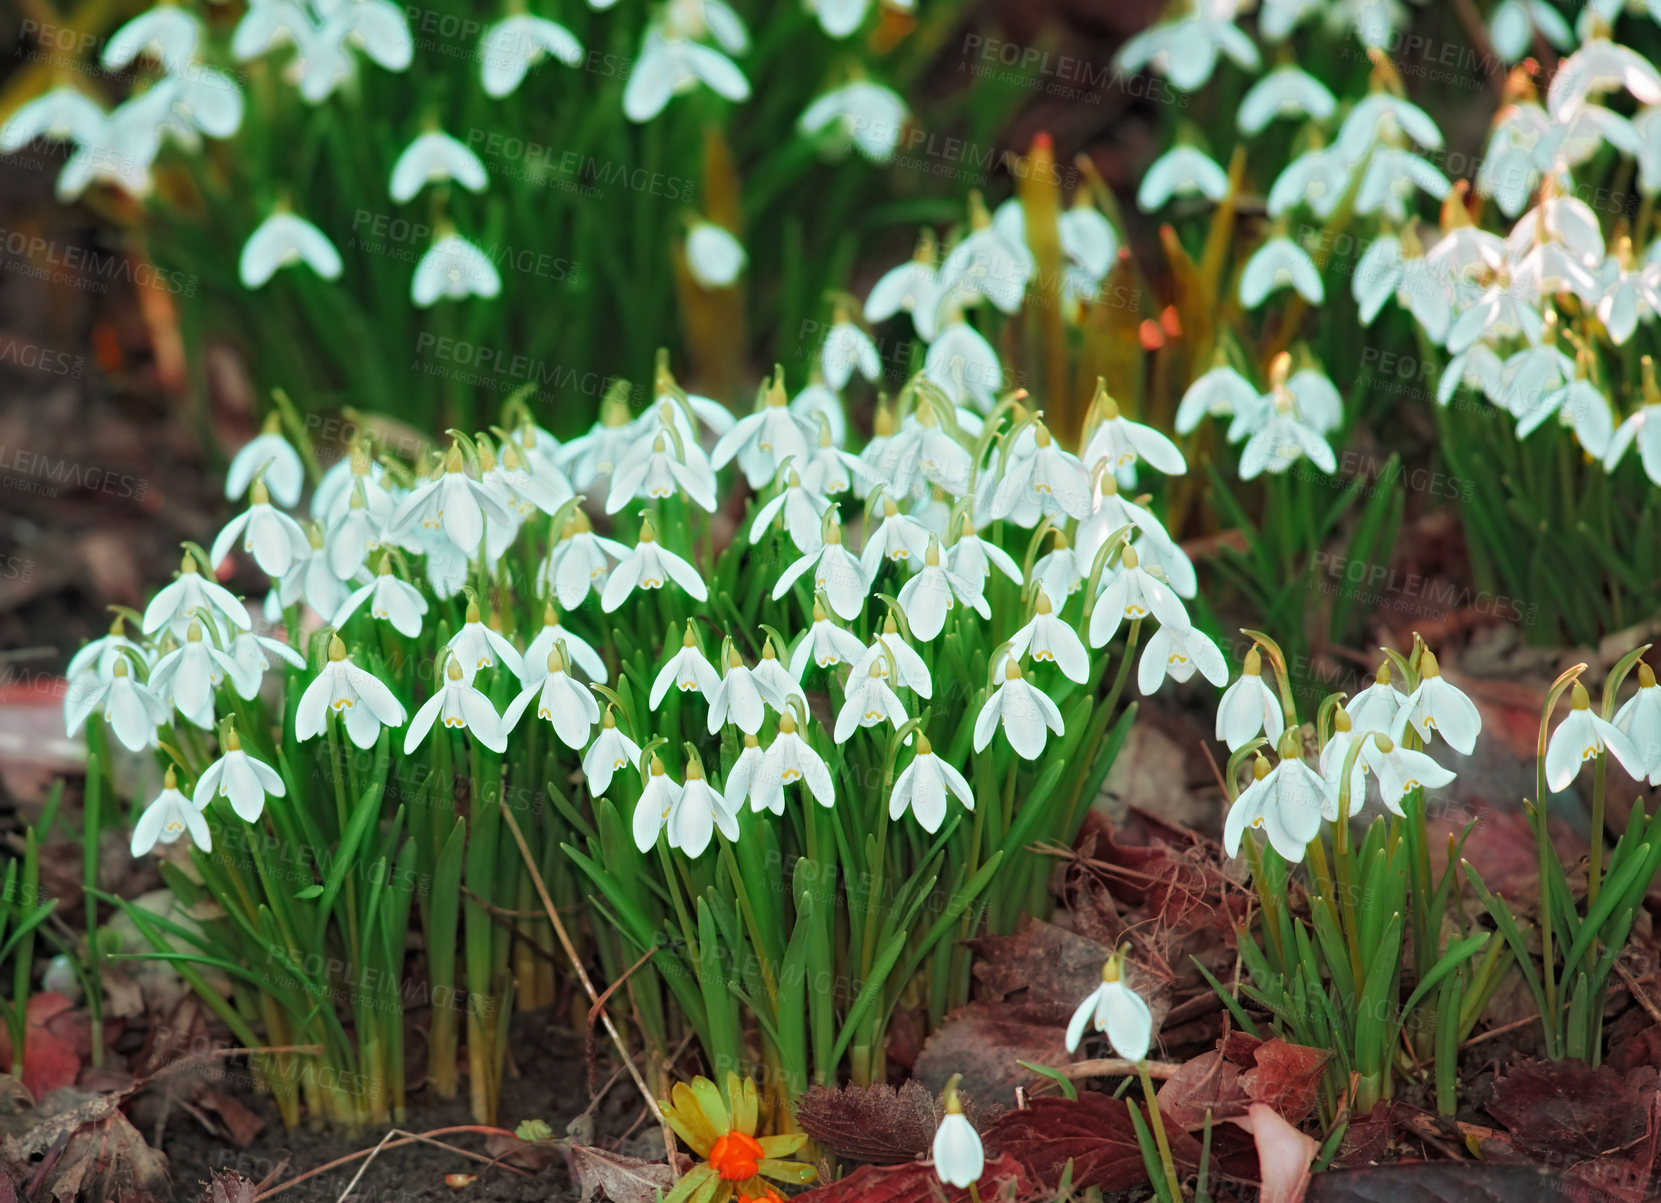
[104,6,202,73]
[1439,345,1506,408]
[1389,649,1481,756]
[608,429,719,514]
[404,658,507,753]
[1352,233,1404,325]
[602,516,709,612]
[240,209,340,289]
[1065,953,1153,1059]
[390,132,485,205]
[1613,663,1661,785]
[332,560,427,638]
[890,732,973,833]
[773,516,869,621]
[65,660,167,753]
[999,588,1090,684]
[1224,749,1330,862]
[1238,381,1338,480]
[521,602,605,684]
[791,379,848,449]
[1516,368,1614,459]
[1636,107,1661,194]
[751,466,831,553]
[707,645,767,735]
[225,629,305,697]
[923,320,1003,412]
[753,711,835,813]
[1353,146,1451,221]
[991,423,1091,523]
[144,554,252,637]
[584,709,642,796]
[1446,274,1545,354]
[752,639,806,715]
[947,515,1022,588]
[1347,662,1408,736]
[504,646,599,749]
[723,733,765,814]
[1595,239,1661,345]
[1076,473,1178,575]
[131,768,211,857]
[1267,145,1350,219]
[0,87,105,152]
[860,493,935,578]
[623,30,749,123]
[1490,0,1573,61]
[1358,731,1457,816]
[1240,236,1323,307]
[66,617,143,689]
[1136,145,1228,212]
[387,444,514,557]
[792,599,866,677]
[539,510,630,609]
[1548,33,1661,120]
[210,479,310,579]
[973,659,1065,761]
[226,415,306,507]
[631,756,683,851]
[804,0,873,37]
[51,85,169,201]
[936,199,1035,315]
[289,0,414,103]
[931,1080,984,1190]
[1605,396,1661,486]
[850,615,933,697]
[1336,92,1444,162]
[1031,533,1083,603]
[1320,710,1368,813]
[483,438,573,525]
[1115,0,1259,91]
[149,622,252,730]
[1083,387,1187,477]
[1216,647,1285,752]
[1238,66,1336,133]
[194,728,286,822]
[712,373,814,489]
[685,220,746,289]
[1546,681,1645,791]
[556,395,634,489]
[834,660,910,742]
[1059,202,1119,281]
[667,757,740,856]
[897,535,988,642]
[447,600,525,684]
[411,233,500,306]
[821,314,882,389]
[1088,545,1189,647]
[1138,621,1227,695]
[479,14,583,97]
[1479,100,1550,218]
[650,626,721,710]
[1175,361,1258,435]
[296,636,408,748]
[275,531,351,622]
[882,401,973,498]
[799,81,908,162]
[233,0,313,60]
[864,239,940,331]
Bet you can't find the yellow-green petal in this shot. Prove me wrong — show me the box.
[730,1072,759,1136]
[664,1164,715,1203]
[757,1133,807,1158]
[691,1076,731,1135]
[759,1159,818,1184]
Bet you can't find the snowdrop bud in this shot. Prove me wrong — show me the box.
[1333,706,1351,733]
[932,1075,983,1189]
[1250,752,1271,783]
[1642,664,1657,689]
[547,645,565,674]
[780,710,799,734]
[225,726,242,752]
[447,659,464,681]
[1005,657,1023,681]
[329,634,348,661]
[251,479,270,506]
[1121,544,1139,570]
[446,442,465,473]
[1373,733,1395,754]
[466,599,482,625]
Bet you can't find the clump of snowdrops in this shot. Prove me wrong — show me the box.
[63,331,1227,1126]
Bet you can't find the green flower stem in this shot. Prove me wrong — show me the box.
[1139,1061,1182,1203]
